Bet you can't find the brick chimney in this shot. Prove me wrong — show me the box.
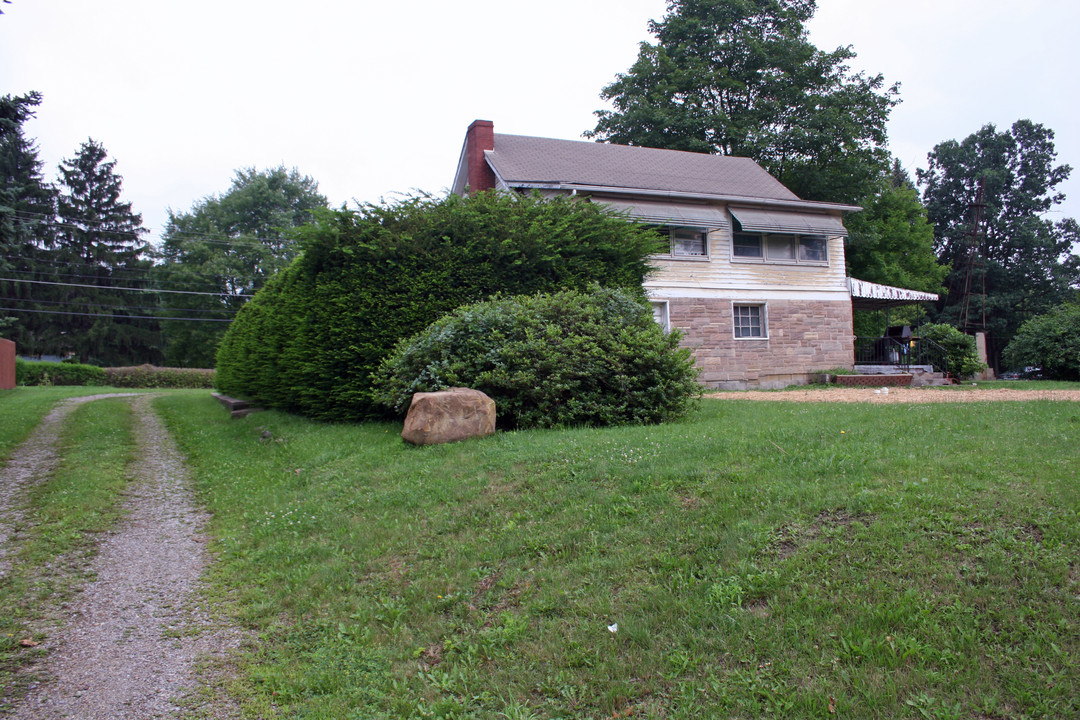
[465,119,496,194]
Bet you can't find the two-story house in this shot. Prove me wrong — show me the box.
[452,120,935,389]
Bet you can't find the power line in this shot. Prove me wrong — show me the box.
[1,306,234,322]
[1,262,245,290]
[0,277,254,297]
[2,296,237,315]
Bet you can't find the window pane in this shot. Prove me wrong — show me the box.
[650,301,670,332]
[799,235,827,262]
[672,228,707,256]
[765,235,795,260]
[734,305,763,338]
[732,233,762,258]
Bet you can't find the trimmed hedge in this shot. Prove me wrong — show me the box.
[215,192,664,421]
[15,359,106,386]
[15,360,215,388]
[103,364,216,389]
[371,287,700,429]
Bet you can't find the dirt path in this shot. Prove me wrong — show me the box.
[3,394,239,719]
[707,387,1080,403]
[0,393,139,579]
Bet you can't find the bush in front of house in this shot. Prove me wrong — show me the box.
[214,192,664,421]
[102,365,216,389]
[371,286,701,429]
[1003,303,1080,380]
[917,323,987,378]
[16,358,107,386]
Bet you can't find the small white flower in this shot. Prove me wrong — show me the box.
[607,623,618,633]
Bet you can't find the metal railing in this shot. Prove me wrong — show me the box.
[854,335,949,376]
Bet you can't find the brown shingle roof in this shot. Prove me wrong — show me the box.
[486,133,800,202]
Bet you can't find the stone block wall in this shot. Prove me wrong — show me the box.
[668,297,853,389]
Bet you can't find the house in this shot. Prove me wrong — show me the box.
[452,120,937,389]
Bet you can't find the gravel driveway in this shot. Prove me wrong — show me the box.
[707,387,1080,403]
[1,394,239,719]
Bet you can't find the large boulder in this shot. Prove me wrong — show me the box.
[401,387,496,446]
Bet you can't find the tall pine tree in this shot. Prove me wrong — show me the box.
[52,139,161,364]
[0,91,57,349]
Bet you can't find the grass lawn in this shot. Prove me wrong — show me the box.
[140,387,1080,719]
[0,386,143,462]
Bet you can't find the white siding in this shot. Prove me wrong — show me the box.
[644,221,849,295]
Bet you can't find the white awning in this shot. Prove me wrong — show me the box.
[848,277,939,310]
[730,206,848,236]
[597,199,729,230]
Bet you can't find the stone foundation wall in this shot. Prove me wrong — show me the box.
[668,297,853,389]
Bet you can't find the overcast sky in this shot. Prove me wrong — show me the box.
[3,0,1078,243]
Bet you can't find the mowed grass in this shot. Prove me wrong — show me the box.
[0,397,137,699]
[0,386,137,462]
[150,390,1080,720]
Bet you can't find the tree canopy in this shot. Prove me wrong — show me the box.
[588,0,899,204]
[1002,302,1080,380]
[155,166,328,366]
[845,161,948,294]
[918,120,1080,347]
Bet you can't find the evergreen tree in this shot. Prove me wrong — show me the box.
[51,139,161,364]
[156,166,327,367]
[918,120,1080,358]
[0,91,57,351]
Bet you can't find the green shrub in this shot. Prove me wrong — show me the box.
[102,365,216,389]
[917,323,986,378]
[1003,303,1080,380]
[215,192,664,420]
[15,359,106,386]
[371,286,701,429]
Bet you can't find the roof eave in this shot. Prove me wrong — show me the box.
[498,180,862,213]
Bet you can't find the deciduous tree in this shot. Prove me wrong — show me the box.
[918,120,1080,354]
[155,167,327,367]
[588,0,899,204]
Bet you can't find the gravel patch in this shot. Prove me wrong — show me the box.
[0,393,139,579]
[707,387,1080,403]
[6,394,241,719]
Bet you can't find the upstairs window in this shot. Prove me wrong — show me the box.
[731,232,828,265]
[669,227,708,258]
[732,233,763,258]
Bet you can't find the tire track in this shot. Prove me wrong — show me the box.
[0,393,139,579]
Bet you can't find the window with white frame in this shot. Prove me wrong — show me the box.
[650,300,670,333]
[731,232,828,264]
[653,227,708,258]
[733,303,766,339]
